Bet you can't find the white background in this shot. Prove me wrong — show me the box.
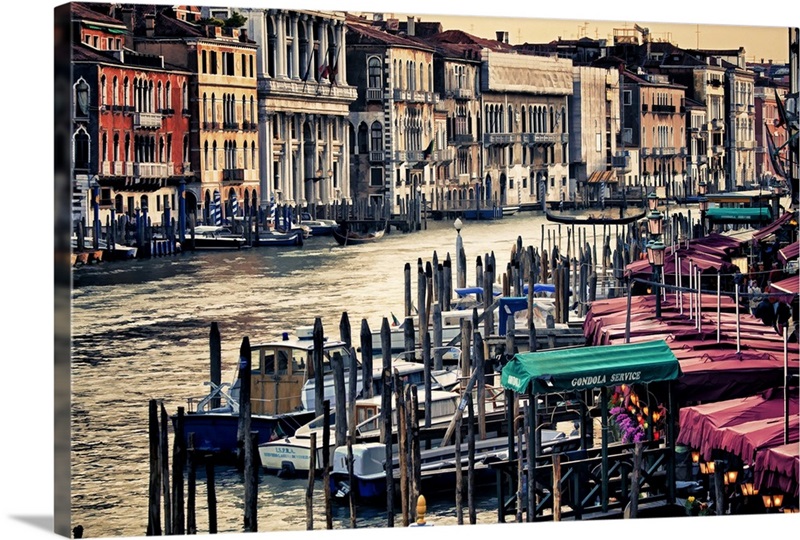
[3,0,798,538]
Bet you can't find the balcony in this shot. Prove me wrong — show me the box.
[712,145,724,155]
[369,151,384,162]
[484,133,520,145]
[451,133,476,145]
[711,119,724,131]
[519,133,553,145]
[182,162,192,175]
[698,155,708,164]
[434,99,448,112]
[393,89,409,101]
[651,104,676,114]
[257,78,357,102]
[223,121,240,131]
[641,147,650,157]
[133,111,163,129]
[395,150,425,163]
[452,88,472,100]
[222,168,245,185]
[366,88,382,101]
[611,153,631,172]
[134,162,171,178]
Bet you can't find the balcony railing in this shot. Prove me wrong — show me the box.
[369,151,384,162]
[393,89,409,101]
[366,88,382,101]
[257,78,357,102]
[134,162,171,178]
[182,162,192,175]
[484,133,520,145]
[711,119,724,130]
[451,133,476,145]
[452,88,472,100]
[641,147,650,157]
[521,132,563,144]
[223,121,240,131]
[133,111,163,129]
[222,168,245,184]
[651,104,676,114]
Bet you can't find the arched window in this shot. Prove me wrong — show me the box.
[74,78,89,117]
[368,57,382,88]
[123,77,130,108]
[357,122,368,154]
[370,122,382,152]
[73,127,90,169]
[113,133,120,161]
[157,81,163,111]
[182,82,188,112]
[183,135,189,164]
[202,93,208,123]
[243,141,249,169]
[212,141,218,169]
[204,141,209,170]
[165,81,172,110]
[251,142,255,168]
[101,132,108,162]
[202,50,208,73]
[100,75,107,106]
[112,76,118,106]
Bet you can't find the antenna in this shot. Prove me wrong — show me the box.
[696,24,700,49]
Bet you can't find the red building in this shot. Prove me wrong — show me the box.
[70,3,191,228]
[754,78,790,184]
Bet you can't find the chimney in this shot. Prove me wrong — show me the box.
[145,14,155,38]
[120,8,134,48]
[496,31,509,44]
[239,28,248,42]
[407,16,415,37]
[373,13,384,22]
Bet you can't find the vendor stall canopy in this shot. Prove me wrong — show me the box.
[501,339,682,394]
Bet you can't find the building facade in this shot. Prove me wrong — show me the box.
[480,50,573,207]
[237,8,357,217]
[71,3,191,229]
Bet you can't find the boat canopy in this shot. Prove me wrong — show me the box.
[501,339,681,394]
[705,207,772,223]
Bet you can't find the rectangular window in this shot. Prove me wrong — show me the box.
[561,177,567,187]
[550,177,555,188]
[623,90,632,106]
[623,128,633,144]
[596,133,602,152]
[370,167,384,187]
[156,196,162,212]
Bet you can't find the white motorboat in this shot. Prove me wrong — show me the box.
[259,388,462,476]
[185,226,247,250]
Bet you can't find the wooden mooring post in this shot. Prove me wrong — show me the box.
[186,433,196,535]
[209,322,221,410]
[147,399,162,536]
[159,403,172,535]
[323,400,333,529]
[205,455,217,534]
[360,319,374,399]
[171,406,186,535]
[306,432,317,530]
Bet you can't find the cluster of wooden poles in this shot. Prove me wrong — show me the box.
[137,211,704,535]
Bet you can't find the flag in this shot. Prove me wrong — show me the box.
[775,88,788,128]
[765,123,787,179]
[390,312,400,327]
[318,63,330,80]
[422,139,435,159]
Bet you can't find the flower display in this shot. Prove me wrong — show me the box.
[608,385,666,444]
[684,496,710,516]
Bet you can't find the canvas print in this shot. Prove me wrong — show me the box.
[53,1,798,538]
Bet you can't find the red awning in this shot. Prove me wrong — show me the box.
[754,443,800,498]
[770,275,798,295]
[677,390,799,460]
[715,414,799,463]
[753,211,795,242]
[778,241,800,264]
[587,169,617,183]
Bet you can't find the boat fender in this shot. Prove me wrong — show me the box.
[277,460,296,478]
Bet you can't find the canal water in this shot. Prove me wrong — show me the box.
[70,211,621,537]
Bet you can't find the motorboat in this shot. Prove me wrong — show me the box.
[331,426,581,502]
[184,226,247,250]
[175,329,434,458]
[258,387,461,476]
[299,212,337,237]
[255,228,304,247]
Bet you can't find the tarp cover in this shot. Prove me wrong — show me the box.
[501,339,681,394]
[706,207,771,222]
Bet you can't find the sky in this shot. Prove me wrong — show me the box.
[1,2,798,540]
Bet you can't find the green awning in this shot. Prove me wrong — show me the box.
[705,207,772,222]
[501,340,681,394]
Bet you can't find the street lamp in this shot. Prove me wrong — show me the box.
[647,209,664,237]
[698,196,709,237]
[698,180,707,196]
[647,240,666,317]
[647,192,659,212]
[454,217,464,288]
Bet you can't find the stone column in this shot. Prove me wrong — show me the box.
[276,11,287,79]
[291,14,300,80]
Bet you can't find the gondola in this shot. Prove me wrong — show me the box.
[544,208,647,225]
[332,219,388,246]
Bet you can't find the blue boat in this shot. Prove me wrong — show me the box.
[175,332,362,458]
